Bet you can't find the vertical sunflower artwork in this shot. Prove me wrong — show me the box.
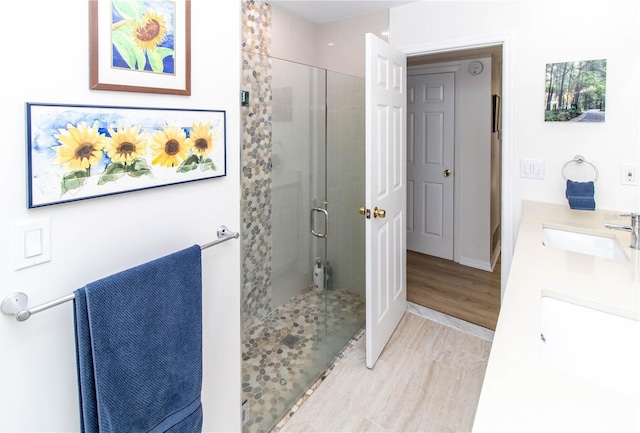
[90,0,191,95]
[26,103,226,208]
[111,0,176,74]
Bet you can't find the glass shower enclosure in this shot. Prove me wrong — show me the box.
[241,56,365,433]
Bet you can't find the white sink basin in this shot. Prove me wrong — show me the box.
[542,226,629,262]
[540,296,640,396]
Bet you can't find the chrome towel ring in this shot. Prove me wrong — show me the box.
[562,154,599,182]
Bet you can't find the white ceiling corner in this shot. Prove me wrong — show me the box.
[267,1,415,24]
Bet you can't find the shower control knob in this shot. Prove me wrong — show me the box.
[373,207,386,218]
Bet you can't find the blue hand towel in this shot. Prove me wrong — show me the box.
[566,179,595,211]
[73,245,203,433]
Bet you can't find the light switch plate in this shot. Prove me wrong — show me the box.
[520,158,545,179]
[15,219,51,270]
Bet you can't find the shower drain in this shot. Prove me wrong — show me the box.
[280,334,300,348]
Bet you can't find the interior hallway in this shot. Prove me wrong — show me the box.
[407,250,501,330]
[277,308,492,432]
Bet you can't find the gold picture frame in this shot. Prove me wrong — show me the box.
[89,0,191,95]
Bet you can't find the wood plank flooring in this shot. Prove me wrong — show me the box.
[279,312,492,433]
[407,250,501,330]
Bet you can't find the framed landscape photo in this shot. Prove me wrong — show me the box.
[89,0,191,95]
[544,59,606,122]
[26,103,226,208]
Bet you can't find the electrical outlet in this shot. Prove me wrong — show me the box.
[621,165,639,185]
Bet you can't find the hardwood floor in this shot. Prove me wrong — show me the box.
[407,250,501,330]
[279,312,492,433]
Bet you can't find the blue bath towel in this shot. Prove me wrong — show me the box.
[73,245,203,433]
[566,179,595,211]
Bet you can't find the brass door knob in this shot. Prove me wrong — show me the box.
[443,169,452,177]
[359,206,366,215]
[373,207,386,218]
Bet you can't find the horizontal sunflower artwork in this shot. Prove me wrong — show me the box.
[26,103,225,208]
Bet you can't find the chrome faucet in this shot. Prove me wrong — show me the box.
[604,213,639,249]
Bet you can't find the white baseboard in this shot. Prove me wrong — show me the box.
[458,242,502,272]
[459,256,492,272]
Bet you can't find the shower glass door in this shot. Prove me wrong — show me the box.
[324,70,366,356]
[241,56,365,433]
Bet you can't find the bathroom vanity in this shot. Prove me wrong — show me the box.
[472,200,639,432]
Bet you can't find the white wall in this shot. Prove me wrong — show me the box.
[271,4,389,77]
[317,10,389,77]
[271,4,319,66]
[458,57,493,268]
[0,1,241,432]
[390,0,640,239]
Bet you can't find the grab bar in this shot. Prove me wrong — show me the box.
[1,225,239,322]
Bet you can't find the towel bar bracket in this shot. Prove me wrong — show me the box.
[1,292,28,316]
[200,225,240,250]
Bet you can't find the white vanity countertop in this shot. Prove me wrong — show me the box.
[472,200,640,433]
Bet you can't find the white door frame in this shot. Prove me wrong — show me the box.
[397,35,513,297]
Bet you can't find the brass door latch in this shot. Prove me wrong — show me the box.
[360,206,386,219]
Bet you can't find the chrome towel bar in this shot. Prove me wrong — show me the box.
[1,225,239,322]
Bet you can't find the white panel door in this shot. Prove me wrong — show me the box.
[406,72,455,259]
[365,33,407,369]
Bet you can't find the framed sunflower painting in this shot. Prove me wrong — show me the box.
[89,0,191,95]
[26,103,226,208]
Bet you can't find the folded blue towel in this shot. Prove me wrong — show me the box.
[566,180,595,211]
[74,245,203,433]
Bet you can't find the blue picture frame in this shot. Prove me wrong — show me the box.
[26,102,226,208]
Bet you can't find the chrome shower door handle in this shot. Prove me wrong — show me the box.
[310,207,329,238]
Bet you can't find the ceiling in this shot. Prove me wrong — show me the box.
[267,1,503,64]
[267,1,415,24]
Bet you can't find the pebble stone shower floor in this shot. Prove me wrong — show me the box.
[242,287,365,433]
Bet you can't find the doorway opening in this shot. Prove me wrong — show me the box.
[404,42,507,330]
